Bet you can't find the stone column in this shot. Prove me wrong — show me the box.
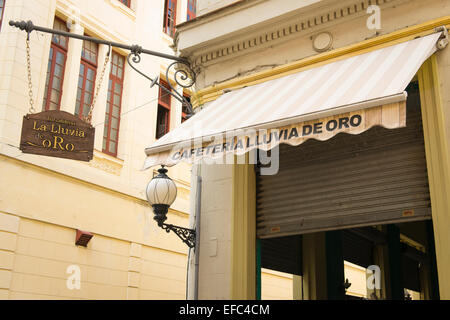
[293,275,303,300]
[302,232,327,300]
[196,163,234,299]
[418,54,450,299]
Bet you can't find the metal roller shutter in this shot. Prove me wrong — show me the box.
[257,93,431,239]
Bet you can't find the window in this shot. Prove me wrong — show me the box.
[186,0,196,21]
[118,0,130,7]
[42,18,69,111]
[102,52,125,156]
[182,93,191,123]
[75,39,98,119]
[163,0,177,37]
[156,80,171,139]
[0,0,6,32]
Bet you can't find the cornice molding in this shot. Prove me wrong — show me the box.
[187,0,401,68]
[191,14,450,107]
[89,150,124,176]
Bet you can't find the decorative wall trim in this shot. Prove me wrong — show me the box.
[189,0,399,68]
[89,150,124,176]
[108,0,137,20]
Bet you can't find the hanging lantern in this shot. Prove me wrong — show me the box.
[146,166,177,226]
[145,166,196,248]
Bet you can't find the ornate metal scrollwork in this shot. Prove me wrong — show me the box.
[127,48,159,88]
[166,61,196,118]
[165,61,196,89]
[126,48,196,118]
[160,223,196,248]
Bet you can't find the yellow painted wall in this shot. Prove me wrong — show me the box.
[0,212,187,300]
[0,152,190,300]
[261,269,293,300]
[0,0,193,204]
[344,261,368,299]
[0,0,195,300]
[259,264,369,300]
[0,155,190,252]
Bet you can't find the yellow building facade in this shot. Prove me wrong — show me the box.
[0,0,195,300]
[3,0,450,301]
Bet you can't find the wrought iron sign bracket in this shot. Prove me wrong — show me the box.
[160,223,196,248]
[9,20,196,118]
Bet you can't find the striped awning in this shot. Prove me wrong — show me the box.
[143,32,442,169]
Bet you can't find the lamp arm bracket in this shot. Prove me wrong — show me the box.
[160,223,196,248]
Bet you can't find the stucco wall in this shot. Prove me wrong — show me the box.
[0,211,187,299]
[0,0,194,300]
[0,0,193,202]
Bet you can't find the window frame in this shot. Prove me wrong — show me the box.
[181,92,191,123]
[163,0,177,37]
[75,39,99,119]
[186,0,196,21]
[0,0,6,32]
[102,51,125,157]
[117,0,131,8]
[156,79,172,139]
[42,18,69,111]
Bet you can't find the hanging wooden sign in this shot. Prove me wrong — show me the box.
[20,110,95,162]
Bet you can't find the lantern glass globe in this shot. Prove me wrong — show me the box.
[146,169,177,206]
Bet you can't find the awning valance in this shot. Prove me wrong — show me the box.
[143,32,442,169]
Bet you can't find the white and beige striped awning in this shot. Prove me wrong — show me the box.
[143,32,442,169]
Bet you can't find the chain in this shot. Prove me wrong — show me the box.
[85,47,111,124]
[26,37,36,114]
